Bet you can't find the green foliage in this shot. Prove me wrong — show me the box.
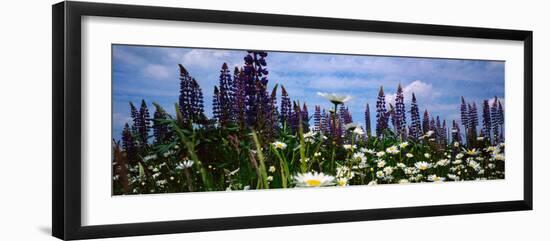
[112,111,505,194]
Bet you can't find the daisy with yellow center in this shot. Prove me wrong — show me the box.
[464,148,480,155]
[386,145,399,155]
[337,178,349,187]
[415,161,431,171]
[293,172,335,187]
[272,141,287,150]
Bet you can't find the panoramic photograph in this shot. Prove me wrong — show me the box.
[111,45,505,195]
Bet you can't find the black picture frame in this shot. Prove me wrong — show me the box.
[52,1,533,240]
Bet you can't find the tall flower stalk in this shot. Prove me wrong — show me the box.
[375,87,388,137]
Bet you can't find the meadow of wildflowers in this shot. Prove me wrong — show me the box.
[112,50,505,195]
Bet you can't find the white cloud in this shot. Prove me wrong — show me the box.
[385,80,438,104]
[142,64,173,81]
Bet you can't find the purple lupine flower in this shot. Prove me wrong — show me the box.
[491,97,500,144]
[329,110,343,141]
[152,102,169,144]
[129,102,140,133]
[121,122,136,162]
[435,116,442,144]
[322,109,330,135]
[394,84,407,138]
[497,100,504,142]
[289,102,300,133]
[233,67,246,128]
[429,117,435,132]
[178,64,193,125]
[422,109,430,134]
[242,51,269,127]
[339,105,353,125]
[375,86,388,137]
[482,99,492,141]
[302,103,310,131]
[469,102,478,138]
[212,86,221,122]
[265,84,279,138]
[460,96,469,130]
[191,78,206,124]
[451,120,462,144]
[364,103,372,137]
[217,63,233,125]
[497,100,504,126]
[177,65,205,125]
[280,86,291,127]
[314,105,322,132]
[243,53,257,126]
[442,119,448,145]
[409,93,421,140]
[138,99,151,145]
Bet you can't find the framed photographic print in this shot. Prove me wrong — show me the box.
[52,1,533,240]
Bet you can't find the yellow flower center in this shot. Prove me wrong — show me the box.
[306,179,321,187]
[338,180,346,186]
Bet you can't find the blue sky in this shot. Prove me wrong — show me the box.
[112,44,504,140]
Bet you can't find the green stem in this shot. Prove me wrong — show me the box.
[251,130,269,189]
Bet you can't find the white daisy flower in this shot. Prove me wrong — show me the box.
[427,174,445,182]
[293,172,336,187]
[386,145,400,155]
[352,152,367,162]
[376,151,386,157]
[344,123,360,131]
[353,127,365,135]
[447,174,459,181]
[368,180,378,185]
[494,154,505,161]
[383,166,394,175]
[176,160,194,169]
[399,142,409,148]
[317,92,352,105]
[377,160,386,168]
[343,144,357,150]
[337,178,349,187]
[424,153,431,158]
[406,153,414,158]
[436,159,450,167]
[404,167,417,175]
[303,131,315,139]
[267,176,274,182]
[268,166,276,173]
[376,171,385,178]
[415,161,431,171]
[272,141,287,150]
[465,148,480,156]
